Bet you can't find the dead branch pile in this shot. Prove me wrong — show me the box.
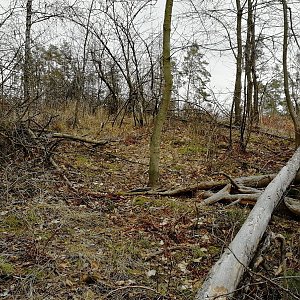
[0,121,109,190]
[128,172,300,216]
[195,146,300,300]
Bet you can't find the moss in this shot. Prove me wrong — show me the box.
[224,208,248,225]
[132,196,150,206]
[137,237,152,249]
[2,214,26,231]
[150,198,191,213]
[25,209,41,224]
[127,268,144,276]
[208,246,220,256]
[177,288,194,298]
[25,267,47,280]
[179,144,207,155]
[192,247,208,259]
[103,162,120,172]
[171,164,184,171]
[0,257,14,275]
[284,270,300,293]
[67,243,92,257]
[75,155,91,166]
[109,241,141,259]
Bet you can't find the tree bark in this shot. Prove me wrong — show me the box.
[240,0,255,151]
[233,0,243,125]
[282,0,300,147]
[50,133,109,145]
[23,0,33,105]
[195,147,300,300]
[148,0,173,187]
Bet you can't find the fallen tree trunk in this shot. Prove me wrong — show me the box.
[195,147,300,300]
[127,172,300,197]
[284,197,300,216]
[202,191,261,205]
[50,133,109,146]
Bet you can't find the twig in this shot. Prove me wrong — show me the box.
[103,152,148,166]
[27,128,76,191]
[226,244,300,300]
[104,285,160,298]
[217,172,240,190]
[203,183,231,205]
[50,132,109,146]
[144,244,194,261]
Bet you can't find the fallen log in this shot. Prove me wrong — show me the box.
[195,147,300,300]
[284,197,300,216]
[126,180,227,196]
[127,173,299,197]
[203,184,231,205]
[50,132,109,146]
[202,191,260,206]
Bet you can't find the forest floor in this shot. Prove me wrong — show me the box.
[0,111,300,300]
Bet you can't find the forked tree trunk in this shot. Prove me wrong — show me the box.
[195,147,300,300]
[240,0,255,151]
[148,0,173,187]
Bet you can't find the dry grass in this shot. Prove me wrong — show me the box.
[0,106,299,299]
[260,114,294,138]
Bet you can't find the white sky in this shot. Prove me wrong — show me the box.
[4,0,293,104]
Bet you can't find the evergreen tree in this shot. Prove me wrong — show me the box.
[181,42,211,104]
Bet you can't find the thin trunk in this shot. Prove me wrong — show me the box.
[73,0,94,129]
[240,0,254,151]
[148,0,173,188]
[282,0,300,146]
[252,2,259,125]
[233,0,242,125]
[23,0,33,105]
[252,68,259,124]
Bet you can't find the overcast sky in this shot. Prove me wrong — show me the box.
[0,0,239,102]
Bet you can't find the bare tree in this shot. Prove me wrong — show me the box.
[282,0,300,146]
[23,0,33,106]
[72,0,95,128]
[240,0,256,151]
[148,0,173,188]
[233,0,243,125]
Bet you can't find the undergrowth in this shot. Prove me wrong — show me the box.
[0,106,299,299]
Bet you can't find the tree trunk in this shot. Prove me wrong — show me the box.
[233,0,243,125]
[73,0,94,129]
[240,0,255,151]
[148,0,173,187]
[23,0,33,105]
[282,0,300,147]
[195,147,300,300]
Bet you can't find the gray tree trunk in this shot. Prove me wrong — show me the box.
[233,0,242,125]
[23,0,33,105]
[195,147,300,300]
[282,0,300,147]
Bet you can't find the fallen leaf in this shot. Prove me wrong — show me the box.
[65,279,73,287]
[146,269,157,277]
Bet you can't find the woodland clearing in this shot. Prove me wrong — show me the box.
[0,110,299,300]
